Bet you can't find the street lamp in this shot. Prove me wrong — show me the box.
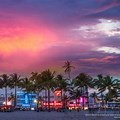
[34,99,37,103]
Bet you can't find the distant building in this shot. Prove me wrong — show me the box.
[16,90,90,110]
[16,91,37,109]
[0,96,5,106]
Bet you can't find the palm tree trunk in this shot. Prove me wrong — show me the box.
[101,93,104,107]
[85,86,89,108]
[48,89,50,111]
[82,87,84,110]
[30,92,32,109]
[61,90,63,108]
[14,85,17,107]
[27,93,31,109]
[94,97,95,108]
[5,86,7,105]
[68,71,71,80]
[45,89,47,109]
[83,96,84,110]
[37,92,39,109]
[63,92,66,109]
[76,98,77,109]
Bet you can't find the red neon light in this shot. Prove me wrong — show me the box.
[54,101,62,106]
[55,90,61,96]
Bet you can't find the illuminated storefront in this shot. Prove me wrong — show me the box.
[16,91,37,109]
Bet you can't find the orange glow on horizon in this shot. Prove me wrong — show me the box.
[0,16,57,54]
[0,35,43,53]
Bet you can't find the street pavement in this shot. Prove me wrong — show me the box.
[0,111,119,120]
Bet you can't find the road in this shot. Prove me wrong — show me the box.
[0,111,119,120]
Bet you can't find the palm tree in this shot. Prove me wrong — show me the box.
[0,74,10,105]
[69,87,82,108]
[19,77,34,109]
[0,78,4,89]
[29,72,44,109]
[95,75,119,103]
[74,73,93,110]
[55,74,68,109]
[104,93,112,104]
[90,92,99,107]
[63,61,75,80]
[104,76,119,99]
[94,74,105,106]
[55,75,67,98]
[40,69,55,111]
[9,73,22,107]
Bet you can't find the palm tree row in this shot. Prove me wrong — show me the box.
[0,61,119,110]
[93,74,120,104]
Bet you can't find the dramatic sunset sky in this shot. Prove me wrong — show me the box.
[0,0,120,77]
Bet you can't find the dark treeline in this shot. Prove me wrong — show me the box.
[0,61,120,110]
